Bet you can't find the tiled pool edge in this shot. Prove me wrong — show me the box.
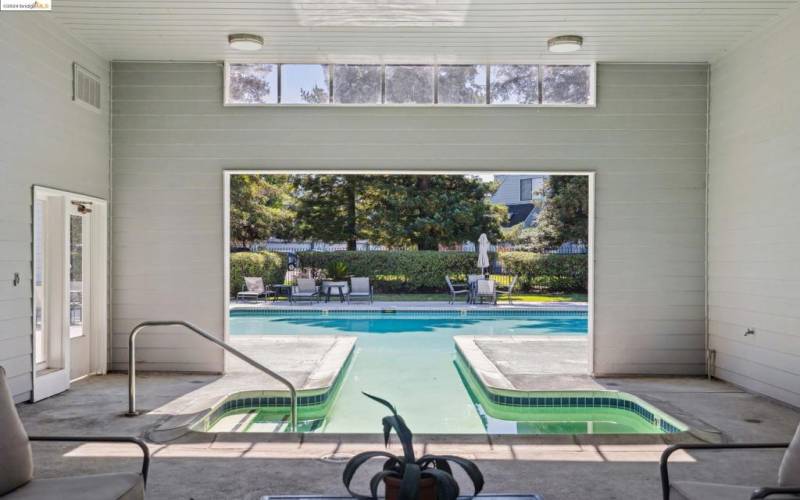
[231,308,587,317]
[454,343,690,435]
[192,349,355,433]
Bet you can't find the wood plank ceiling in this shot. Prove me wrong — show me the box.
[51,0,800,63]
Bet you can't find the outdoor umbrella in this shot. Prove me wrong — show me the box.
[477,233,491,275]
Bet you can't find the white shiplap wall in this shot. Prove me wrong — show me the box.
[111,62,708,376]
[709,6,800,407]
[0,14,110,402]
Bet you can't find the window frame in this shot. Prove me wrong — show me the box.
[520,178,534,201]
[224,61,596,108]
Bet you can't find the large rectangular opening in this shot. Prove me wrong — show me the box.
[222,171,595,434]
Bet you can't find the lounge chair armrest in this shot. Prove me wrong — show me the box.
[752,486,800,499]
[29,435,150,485]
[660,443,790,500]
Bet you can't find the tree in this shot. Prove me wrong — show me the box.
[490,65,538,104]
[333,65,382,103]
[228,64,274,104]
[293,175,373,250]
[300,84,329,104]
[369,175,507,250]
[229,175,295,247]
[542,65,591,104]
[437,66,486,104]
[528,176,589,251]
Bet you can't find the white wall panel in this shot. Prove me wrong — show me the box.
[709,5,800,407]
[111,62,708,376]
[0,14,110,402]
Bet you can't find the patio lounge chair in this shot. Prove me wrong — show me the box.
[474,279,497,305]
[291,278,319,303]
[0,366,150,500]
[660,422,800,499]
[236,277,274,302]
[348,277,373,304]
[445,276,470,304]
[495,276,518,304]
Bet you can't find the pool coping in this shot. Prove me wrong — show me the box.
[454,337,722,442]
[230,300,588,313]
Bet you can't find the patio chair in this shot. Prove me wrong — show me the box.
[474,279,497,305]
[445,276,470,304]
[660,422,800,499]
[347,277,373,304]
[0,366,150,500]
[291,278,319,304]
[236,277,274,302]
[495,276,518,304]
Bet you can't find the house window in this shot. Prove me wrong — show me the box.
[280,64,330,104]
[226,63,277,104]
[520,178,533,201]
[224,62,595,107]
[385,65,434,104]
[333,64,382,104]
[490,65,539,105]
[542,65,593,105]
[437,65,487,105]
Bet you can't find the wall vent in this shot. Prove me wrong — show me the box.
[73,63,101,112]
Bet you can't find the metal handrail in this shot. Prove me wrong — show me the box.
[125,320,297,432]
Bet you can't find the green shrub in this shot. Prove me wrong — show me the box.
[230,251,287,296]
[297,251,487,292]
[498,252,587,292]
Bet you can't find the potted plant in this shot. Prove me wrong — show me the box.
[343,393,484,500]
[325,261,349,281]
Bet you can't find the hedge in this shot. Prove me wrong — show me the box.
[498,252,587,292]
[296,251,483,292]
[295,250,587,293]
[230,251,287,296]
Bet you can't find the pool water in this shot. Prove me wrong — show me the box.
[229,310,593,434]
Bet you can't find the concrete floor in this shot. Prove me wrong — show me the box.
[16,373,799,500]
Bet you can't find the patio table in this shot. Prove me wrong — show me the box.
[272,284,292,302]
[325,283,347,303]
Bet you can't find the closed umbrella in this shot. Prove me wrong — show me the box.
[477,233,491,275]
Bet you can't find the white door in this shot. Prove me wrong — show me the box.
[32,187,107,401]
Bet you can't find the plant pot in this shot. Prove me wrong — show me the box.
[384,476,437,500]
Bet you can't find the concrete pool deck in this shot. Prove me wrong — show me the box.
[16,373,799,500]
[230,300,588,312]
[455,336,594,391]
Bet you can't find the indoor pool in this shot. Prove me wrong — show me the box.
[228,309,592,434]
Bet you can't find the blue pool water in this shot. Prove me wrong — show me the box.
[229,310,588,433]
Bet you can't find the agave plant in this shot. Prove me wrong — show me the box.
[343,393,484,500]
[325,260,349,281]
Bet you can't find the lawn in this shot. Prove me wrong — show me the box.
[372,292,587,303]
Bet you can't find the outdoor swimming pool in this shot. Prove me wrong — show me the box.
[226,309,607,434]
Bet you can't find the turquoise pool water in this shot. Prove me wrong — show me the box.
[229,310,588,433]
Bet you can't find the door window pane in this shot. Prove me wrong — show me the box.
[333,65,382,104]
[385,65,434,104]
[227,63,277,104]
[69,215,84,338]
[437,65,487,104]
[542,65,592,105]
[281,64,330,104]
[490,65,539,105]
[33,199,46,365]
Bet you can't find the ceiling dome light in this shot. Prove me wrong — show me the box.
[548,35,583,53]
[228,33,264,51]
